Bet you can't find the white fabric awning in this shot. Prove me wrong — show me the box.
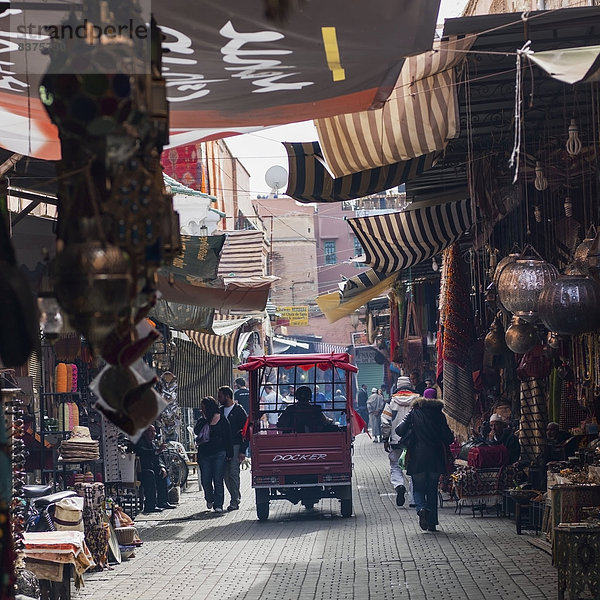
[527,46,600,84]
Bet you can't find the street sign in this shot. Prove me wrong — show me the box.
[278,306,309,326]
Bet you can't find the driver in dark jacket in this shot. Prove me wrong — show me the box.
[277,386,334,433]
[395,394,454,532]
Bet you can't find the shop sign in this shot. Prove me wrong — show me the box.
[278,306,309,326]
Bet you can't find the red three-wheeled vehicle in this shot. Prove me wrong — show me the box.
[238,353,362,521]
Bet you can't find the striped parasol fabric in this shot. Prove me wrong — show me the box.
[184,328,240,358]
[346,199,475,275]
[315,36,475,178]
[218,230,266,279]
[284,141,436,203]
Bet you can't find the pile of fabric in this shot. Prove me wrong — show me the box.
[23,530,94,589]
[59,426,99,462]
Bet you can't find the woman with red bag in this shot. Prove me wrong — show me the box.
[395,389,454,532]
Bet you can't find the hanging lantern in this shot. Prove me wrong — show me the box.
[484,316,507,355]
[566,118,582,157]
[493,252,520,288]
[534,161,548,191]
[538,269,600,335]
[574,225,597,276]
[496,255,559,322]
[505,316,538,354]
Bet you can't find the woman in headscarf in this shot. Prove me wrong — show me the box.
[395,388,454,531]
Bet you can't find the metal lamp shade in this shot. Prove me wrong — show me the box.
[497,258,559,322]
[538,273,600,335]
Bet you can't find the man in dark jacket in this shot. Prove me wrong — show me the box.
[134,425,175,513]
[218,385,248,511]
[395,397,454,532]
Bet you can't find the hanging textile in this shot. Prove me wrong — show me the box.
[519,378,548,464]
[439,243,476,437]
[284,141,436,203]
[158,234,226,285]
[150,301,214,332]
[559,380,589,431]
[171,338,233,408]
[346,199,475,275]
[315,36,476,178]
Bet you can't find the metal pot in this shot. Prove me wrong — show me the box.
[505,316,538,354]
[538,272,600,335]
[497,256,558,322]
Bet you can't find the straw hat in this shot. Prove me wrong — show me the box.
[53,496,84,532]
[67,426,94,443]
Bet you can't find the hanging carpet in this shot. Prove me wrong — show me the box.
[519,378,548,464]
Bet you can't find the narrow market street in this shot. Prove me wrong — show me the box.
[76,435,556,600]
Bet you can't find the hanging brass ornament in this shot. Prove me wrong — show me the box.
[496,253,559,322]
[538,267,600,335]
[504,316,538,354]
[484,315,507,355]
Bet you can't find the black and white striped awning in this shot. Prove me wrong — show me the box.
[346,199,475,274]
[284,141,436,203]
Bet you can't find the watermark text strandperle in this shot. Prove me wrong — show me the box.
[16,18,148,42]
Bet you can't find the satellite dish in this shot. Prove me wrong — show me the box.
[265,165,288,195]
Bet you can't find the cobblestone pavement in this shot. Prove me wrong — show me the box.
[75,436,556,600]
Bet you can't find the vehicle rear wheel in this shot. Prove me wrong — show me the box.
[341,498,353,518]
[255,489,270,521]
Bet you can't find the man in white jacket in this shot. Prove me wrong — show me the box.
[381,377,419,507]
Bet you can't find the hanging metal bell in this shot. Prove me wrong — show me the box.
[504,316,538,354]
[496,256,558,322]
[538,270,600,335]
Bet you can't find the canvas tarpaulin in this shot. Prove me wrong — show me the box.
[0,1,441,159]
[346,198,475,274]
[526,45,600,85]
[284,141,436,203]
[316,270,397,324]
[314,36,476,178]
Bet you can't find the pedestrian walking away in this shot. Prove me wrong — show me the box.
[367,388,385,442]
[395,390,454,532]
[194,396,233,513]
[217,385,248,511]
[381,377,419,507]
